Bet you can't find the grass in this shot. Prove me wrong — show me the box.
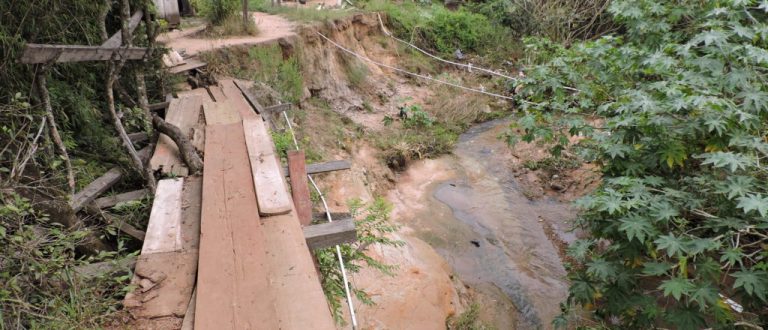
[249,0,357,22]
[446,303,492,330]
[203,13,259,37]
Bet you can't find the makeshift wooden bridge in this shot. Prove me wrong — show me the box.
[121,79,356,329]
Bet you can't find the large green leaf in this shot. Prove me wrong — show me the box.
[732,270,768,301]
[618,215,654,242]
[736,194,768,217]
[655,234,686,258]
[659,277,695,301]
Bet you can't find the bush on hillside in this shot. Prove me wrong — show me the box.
[516,0,768,328]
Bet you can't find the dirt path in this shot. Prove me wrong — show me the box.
[158,12,295,56]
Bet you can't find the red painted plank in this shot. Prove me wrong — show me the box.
[287,150,313,226]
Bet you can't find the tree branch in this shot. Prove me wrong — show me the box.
[151,114,203,174]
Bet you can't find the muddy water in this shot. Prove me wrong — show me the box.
[391,119,575,329]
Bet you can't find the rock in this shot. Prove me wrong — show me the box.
[146,271,167,284]
[139,278,156,292]
[141,290,160,303]
[550,183,565,191]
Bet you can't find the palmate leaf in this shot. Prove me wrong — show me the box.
[587,259,617,281]
[618,215,654,242]
[659,277,695,301]
[720,247,744,267]
[655,234,686,257]
[665,306,707,330]
[698,151,750,172]
[642,262,673,276]
[731,270,768,301]
[736,194,768,217]
[715,175,755,199]
[691,29,730,47]
[689,284,719,310]
[737,87,768,113]
[685,238,721,255]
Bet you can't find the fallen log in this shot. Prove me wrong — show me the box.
[152,114,203,174]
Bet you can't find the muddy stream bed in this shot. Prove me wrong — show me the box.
[388,119,577,329]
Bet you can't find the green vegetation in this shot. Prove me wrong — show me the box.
[316,198,403,324]
[513,1,768,328]
[446,303,491,330]
[196,0,240,24]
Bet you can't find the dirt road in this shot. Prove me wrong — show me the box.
[158,12,295,55]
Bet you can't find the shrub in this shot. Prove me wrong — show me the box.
[201,0,240,25]
[517,1,768,328]
[428,9,494,54]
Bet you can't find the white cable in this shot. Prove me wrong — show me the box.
[281,112,359,330]
[375,13,580,93]
[315,31,519,101]
[376,13,518,81]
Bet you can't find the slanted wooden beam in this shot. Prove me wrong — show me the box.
[20,44,148,64]
[94,189,149,209]
[283,160,351,177]
[71,167,123,212]
[233,80,265,114]
[102,10,144,48]
[264,103,291,114]
[303,218,357,250]
[287,151,313,226]
[169,58,207,74]
[148,101,170,111]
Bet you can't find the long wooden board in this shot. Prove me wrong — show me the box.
[196,123,278,329]
[19,44,147,64]
[261,208,336,330]
[242,117,292,216]
[202,100,240,125]
[220,79,259,120]
[287,151,313,226]
[142,178,184,254]
[102,10,144,48]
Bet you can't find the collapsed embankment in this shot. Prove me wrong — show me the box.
[202,11,587,329]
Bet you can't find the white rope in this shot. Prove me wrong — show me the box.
[281,111,359,330]
[315,31,519,101]
[375,13,580,93]
[376,13,518,81]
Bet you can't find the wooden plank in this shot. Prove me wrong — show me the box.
[149,101,170,111]
[128,132,148,144]
[233,79,265,114]
[169,58,207,74]
[265,103,291,114]
[94,189,148,209]
[177,88,212,101]
[242,117,292,216]
[124,250,198,318]
[74,256,137,280]
[142,178,184,254]
[70,167,122,212]
[196,123,278,329]
[283,159,351,177]
[150,95,204,176]
[123,176,202,321]
[261,208,336,330]
[220,79,259,120]
[303,218,357,250]
[313,212,352,221]
[202,100,240,125]
[207,86,226,102]
[181,288,197,330]
[102,10,144,48]
[287,151,313,226]
[19,44,147,64]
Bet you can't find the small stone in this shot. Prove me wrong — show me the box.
[139,278,156,292]
[146,271,167,284]
[550,183,565,191]
[552,174,560,179]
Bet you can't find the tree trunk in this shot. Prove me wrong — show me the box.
[36,67,76,196]
[243,0,249,30]
[152,114,204,174]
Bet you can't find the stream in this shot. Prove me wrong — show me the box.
[390,119,576,329]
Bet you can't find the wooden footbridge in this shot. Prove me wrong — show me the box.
[121,79,355,329]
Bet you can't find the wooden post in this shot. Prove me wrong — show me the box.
[287,151,313,226]
[242,0,249,30]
